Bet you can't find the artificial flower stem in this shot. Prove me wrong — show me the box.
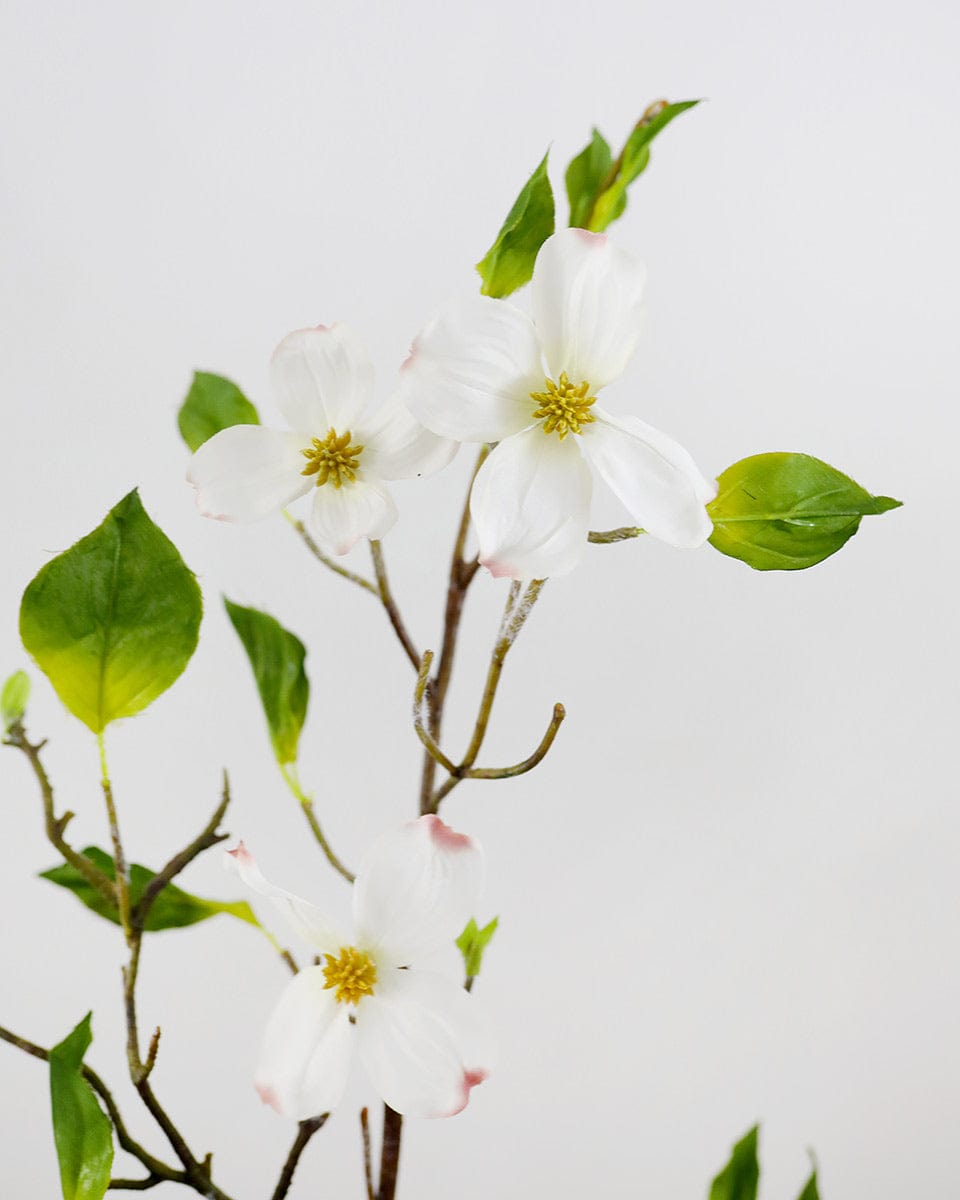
[369,540,422,671]
[97,729,133,947]
[284,511,379,595]
[360,1108,376,1200]
[588,525,645,543]
[378,1105,403,1200]
[280,764,355,884]
[270,1114,329,1200]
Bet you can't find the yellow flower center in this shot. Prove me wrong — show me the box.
[529,372,597,439]
[300,428,364,488]
[322,946,377,1005]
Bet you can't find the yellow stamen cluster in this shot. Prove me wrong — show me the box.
[322,946,377,1005]
[529,372,597,439]
[301,428,364,488]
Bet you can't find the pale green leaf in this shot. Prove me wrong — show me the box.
[49,1014,113,1200]
[709,1126,760,1200]
[178,371,259,452]
[565,129,613,229]
[20,491,202,732]
[708,453,901,571]
[476,152,555,298]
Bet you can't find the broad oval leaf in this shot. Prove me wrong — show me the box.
[709,1125,760,1200]
[41,846,260,932]
[708,453,901,571]
[565,129,613,229]
[1,668,30,730]
[19,490,202,732]
[476,151,555,299]
[587,100,700,232]
[224,598,308,766]
[178,371,260,452]
[49,1014,113,1200]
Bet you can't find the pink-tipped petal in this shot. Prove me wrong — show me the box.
[358,393,458,481]
[225,842,344,952]
[271,323,375,434]
[352,817,483,965]
[398,295,543,442]
[254,966,356,1120]
[355,967,495,1118]
[530,228,646,390]
[187,426,312,523]
[307,478,398,556]
[580,410,715,548]
[470,427,593,581]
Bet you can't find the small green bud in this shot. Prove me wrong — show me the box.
[1,670,30,731]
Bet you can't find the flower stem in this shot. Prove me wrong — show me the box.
[377,1105,404,1200]
[280,764,355,884]
[97,730,133,946]
[370,540,422,671]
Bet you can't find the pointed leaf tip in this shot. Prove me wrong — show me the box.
[476,151,555,298]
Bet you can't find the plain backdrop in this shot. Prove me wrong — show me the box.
[1,1,957,1197]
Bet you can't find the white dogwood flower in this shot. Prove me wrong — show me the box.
[398,228,716,580]
[188,323,455,555]
[227,815,494,1120]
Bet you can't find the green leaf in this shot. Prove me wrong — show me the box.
[178,371,260,452]
[476,151,555,298]
[456,915,499,979]
[586,100,700,232]
[224,598,309,766]
[795,1166,820,1200]
[709,1126,760,1200]
[41,846,259,933]
[708,452,901,571]
[565,129,613,229]
[19,491,202,732]
[49,1014,113,1200]
[1,669,30,730]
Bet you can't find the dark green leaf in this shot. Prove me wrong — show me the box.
[41,846,259,933]
[709,1126,760,1200]
[587,100,700,232]
[476,152,555,298]
[1,669,30,730]
[708,453,901,571]
[20,491,202,732]
[795,1166,820,1200]
[224,598,309,766]
[49,1014,113,1200]
[456,916,499,978]
[178,371,260,452]
[565,129,613,229]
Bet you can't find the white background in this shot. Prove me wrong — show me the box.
[1,1,957,1197]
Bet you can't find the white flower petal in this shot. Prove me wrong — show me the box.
[225,842,344,952]
[530,228,646,390]
[307,478,398,555]
[580,410,716,548]
[254,966,356,1120]
[187,426,312,523]
[470,427,593,581]
[398,295,543,441]
[358,393,459,481]
[353,815,483,965]
[271,323,375,434]
[356,968,494,1118]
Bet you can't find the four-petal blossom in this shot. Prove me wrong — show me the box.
[398,228,716,579]
[227,815,494,1120]
[188,323,456,555]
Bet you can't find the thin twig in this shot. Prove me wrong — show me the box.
[360,1108,375,1200]
[4,726,117,909]
[281,765,355,884]
[134,771,232,929]
[464,702,566,780]
[370,540,421,671]
[412,652,458,775]
[285,512,378,594]
[98,731,133,946]
[588,526,645,543]
[378,1105,403,1200]
[108,1176,166,1191]
[271,1114,328,1200]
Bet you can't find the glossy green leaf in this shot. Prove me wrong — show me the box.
[19,491,202,732]
[476,151,555,298]
[41,846,259,933]
[1,669,30,730]
[178,371,260,452]
[49,1014,113,1200]
[565,129,613,229]
[587,100,700,232]
[795,1167,820,1200]
[456,916,499,979]
[224,598,309,766]
[709,1126,760,1200]
[708,453,901,571]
